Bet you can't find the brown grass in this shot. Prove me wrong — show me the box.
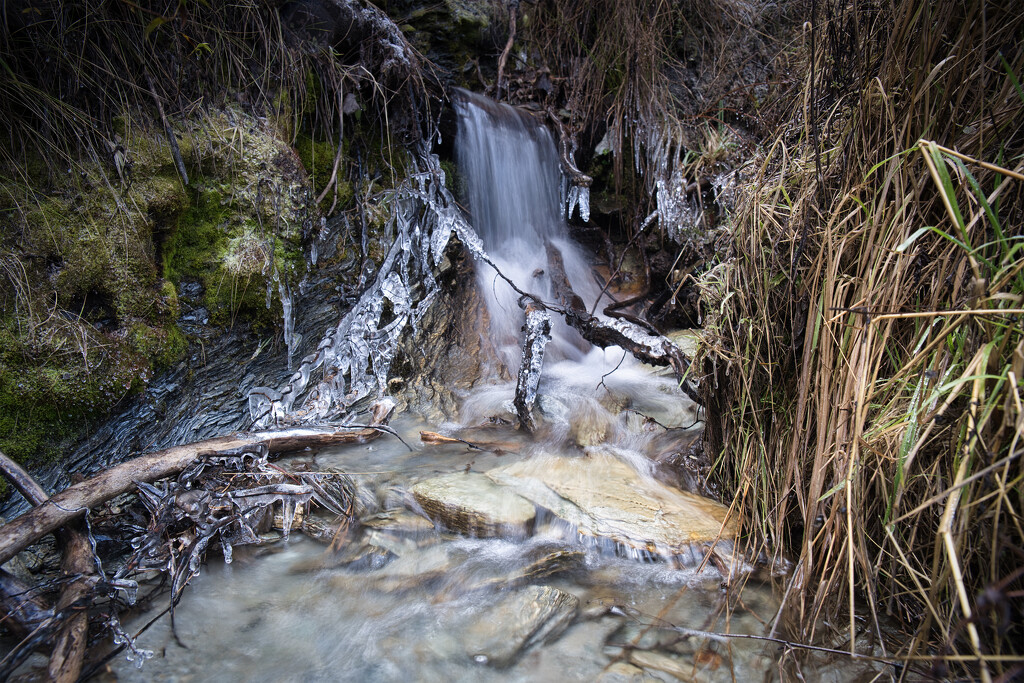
[700,0,1024,678]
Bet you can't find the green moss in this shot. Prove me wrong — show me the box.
[129,321,187,371]
[0,107,315,470]
[294,133,353,210]
[162,187,230,283]
[161,187,293,330]
[0,324,145,465]
[139,173,189,219]
[159,279,181,319]
[439,159,461,194]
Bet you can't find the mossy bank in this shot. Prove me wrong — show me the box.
[0,107,318,473]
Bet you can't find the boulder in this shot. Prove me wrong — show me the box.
[411,472,536,536]
[486,451,737,558]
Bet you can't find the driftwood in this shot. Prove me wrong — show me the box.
[0,450,92,682]
[48,522,92,683]
[543,243,700,403]
[0,401,395,567]
[419,431,483,450]
[419,431,519,454]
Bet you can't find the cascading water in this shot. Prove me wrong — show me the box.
[84,92,883,683]
[452,90,700,452]
[454,90,603,370]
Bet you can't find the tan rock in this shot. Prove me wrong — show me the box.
[410,472,536,536]
[487,451,737,556]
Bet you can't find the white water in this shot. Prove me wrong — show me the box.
[453,90,700,450]
[454,90,605,370]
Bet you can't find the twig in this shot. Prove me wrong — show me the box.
[495,1,518,98]
[145,72,188,186]
[419,431,485,451]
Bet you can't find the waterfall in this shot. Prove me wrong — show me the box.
[454,90,603,371]
[453,91,699,445]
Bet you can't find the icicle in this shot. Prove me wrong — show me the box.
[565,184,580,221]
[109,616,154,669]
[564,184,591,223]
[513,303,551,431]
[280,500,297,541]
[278,279,297,371]
[577,186,590,222]
[107,577,139,605]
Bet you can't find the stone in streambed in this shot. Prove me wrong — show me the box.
[461,585,579,668]
[356,539,583,595]
[411,472,536,536]
[487,451,737,558]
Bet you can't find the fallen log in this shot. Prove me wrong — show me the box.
[543,243,700,403]
[0,450,92,681]
[0,400,395,566]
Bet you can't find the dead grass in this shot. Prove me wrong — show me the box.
[700,0,1024,678]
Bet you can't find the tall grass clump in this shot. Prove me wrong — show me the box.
[701,0,1024,678]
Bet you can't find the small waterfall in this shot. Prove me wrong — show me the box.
[454,91,699,453]
[454,90,602,370]
[455,91,563,252]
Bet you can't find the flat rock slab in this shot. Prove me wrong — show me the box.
[487,451,737,556]
[461,585,579,668]
[411,472,536,536]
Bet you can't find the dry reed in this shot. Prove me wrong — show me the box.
[700,0,1024,678]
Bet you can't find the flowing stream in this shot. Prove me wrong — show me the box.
[94,94,885,681]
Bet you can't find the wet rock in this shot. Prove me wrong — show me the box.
[301,512,340,543]
[365,528,442,556]
[290,541,396,573]
[599,661,652,682]
[361,508,437,535]
[569,398,615,447]
[442,541,584,595]
[411,472,536,536]
[357,538,583,595]
[462,585,579,668]
[350,543,453,592]
[629,650,692,680]
[487,451,737,558]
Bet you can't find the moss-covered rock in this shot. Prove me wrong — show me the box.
[0,105,318,467]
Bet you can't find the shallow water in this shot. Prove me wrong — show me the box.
[105,418,781,683]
